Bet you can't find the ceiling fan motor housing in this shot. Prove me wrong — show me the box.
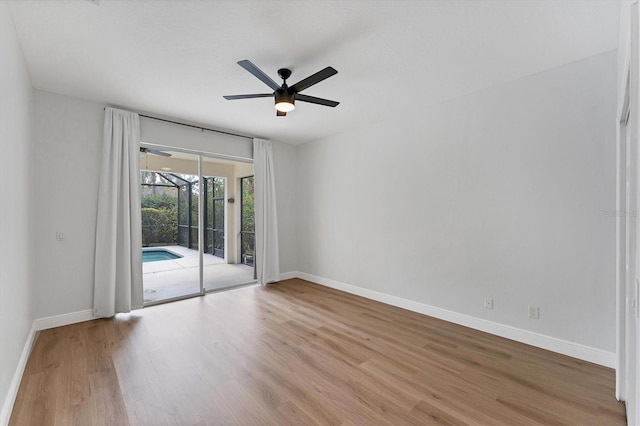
[275,87,295,107]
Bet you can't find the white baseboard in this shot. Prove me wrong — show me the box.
[1,309,96,425]
[0,325,37,426]
[279,271,298,281]
[32,309,95,331]
[293,272,616,368]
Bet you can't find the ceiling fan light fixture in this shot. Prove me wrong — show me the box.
[274,90,295,112]
[275,100,295,112]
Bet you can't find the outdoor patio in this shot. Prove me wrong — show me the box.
[143,245,255,303]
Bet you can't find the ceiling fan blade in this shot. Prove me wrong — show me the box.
[276,110,287,117]
[223,93,273,100]
[291,67,338,93]
[237,60,280,91]
[295,94,339,107]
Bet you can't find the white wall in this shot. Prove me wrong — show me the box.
[271,141,298,274]
[296,51,617,353]
[618,0,636,110]
[0,2,34,422]
[30,91,298,319]
[32,90,104,319]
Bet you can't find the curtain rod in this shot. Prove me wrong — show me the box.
[104,108,253,140]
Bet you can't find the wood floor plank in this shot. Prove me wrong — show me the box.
[272,400,319,426]
[9,278,626,425]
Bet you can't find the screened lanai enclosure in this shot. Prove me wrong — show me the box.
[140,160,256,305]
[141,171,225,257]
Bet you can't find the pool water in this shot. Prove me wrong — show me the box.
[142,249,183,263]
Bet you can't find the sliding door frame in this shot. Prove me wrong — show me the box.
[140,143,255,306]
[198,155,205,296]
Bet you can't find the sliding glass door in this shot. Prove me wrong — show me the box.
[140,146,255,305]
[141,150,201,304]
[203,162,255,291]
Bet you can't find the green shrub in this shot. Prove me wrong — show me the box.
[141,207,178,246]
[142,193,178,211]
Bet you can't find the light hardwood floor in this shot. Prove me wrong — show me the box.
[10,279,626,425]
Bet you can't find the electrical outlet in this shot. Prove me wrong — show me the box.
[528,305,540,320]
[56,232,64,241]
[484,297,493,310]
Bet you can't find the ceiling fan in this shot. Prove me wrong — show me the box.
[140,147,171,157]
[224,60,339,116]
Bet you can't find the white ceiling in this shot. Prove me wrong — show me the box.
[8,0,621,145]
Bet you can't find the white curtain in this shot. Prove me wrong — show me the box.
[93,108,143,317]
[253,138,280,284]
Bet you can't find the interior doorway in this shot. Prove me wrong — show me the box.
[620,86,637,425]
[140,146,255,304]
[617,5,639,423]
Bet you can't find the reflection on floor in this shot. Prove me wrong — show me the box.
[142,245,255,303]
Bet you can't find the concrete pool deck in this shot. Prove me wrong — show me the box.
[142,245,255,303]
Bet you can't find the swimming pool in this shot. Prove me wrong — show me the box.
[142,248,183,263]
